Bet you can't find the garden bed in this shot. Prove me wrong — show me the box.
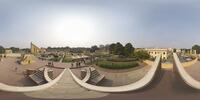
[96,60,139,69]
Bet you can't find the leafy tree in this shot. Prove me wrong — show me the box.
[10,47,20,53]
[109,43,116,54]
[90,45,99,53]
[124,43,134,57]
[134,50,150,60]
[114,42,124,55]
[0,46,5,54]
[192,45,200,54]
[173,49,176,53]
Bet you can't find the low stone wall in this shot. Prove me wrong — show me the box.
[173,53,200,89]
[0,69,66,92]
[5,53,22,58]
[44,67,53,82]
[69,55,161,93]
[146,58,197,69]
[82,68,91,83]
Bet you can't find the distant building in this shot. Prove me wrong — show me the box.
[145,48,170,60]
[40,48,47,53]
[1,49,21,58]
[31,42,46,54]
[5,49,12,54]
[179,49,196,55]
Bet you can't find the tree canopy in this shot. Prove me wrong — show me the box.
[109,42,135,57]
[114,42,124,55]
[134,50,150,60]
[90,45,99,53]
[0,46,5,54]
[192,45,200,54]
[10,47,20,53]
[124,43,134,57]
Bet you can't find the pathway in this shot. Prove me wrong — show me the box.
[24,69,109,99]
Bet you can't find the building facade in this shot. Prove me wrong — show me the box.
[145,48,170,60]
[31,42,40,54]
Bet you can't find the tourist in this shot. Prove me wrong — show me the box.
[79,62,81,67]
[52,61,54,67]
[15,66,18,71]
[76,62,78,67]
[71,63,73,67]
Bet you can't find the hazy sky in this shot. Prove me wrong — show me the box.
[1,0,200,48]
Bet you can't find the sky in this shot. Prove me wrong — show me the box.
[0,0,200,48]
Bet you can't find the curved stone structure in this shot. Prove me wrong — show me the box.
[82,68,91,83]
[173,53,200,89]
[44,67,53,82]
[69,55,161,93]
[0,69,66,92]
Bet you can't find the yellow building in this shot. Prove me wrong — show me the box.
[31,42,46,54]
[145,48,170,60]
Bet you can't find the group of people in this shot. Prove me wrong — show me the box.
[47,61,54,67]
[71,59,87,68]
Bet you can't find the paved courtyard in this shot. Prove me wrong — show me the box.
[185,61,200,81]
[24,69,109,99]
[1,67,200,100]
[71,63,151,86]
[0,57,70,86]
[1,58,200,100]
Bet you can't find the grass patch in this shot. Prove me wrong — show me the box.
[97,60,139,69]
[49,56,62,62]
[62,57,72,62]
[62,55,73,62]
[107,57,137,62]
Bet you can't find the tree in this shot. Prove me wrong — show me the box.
[109,43,116,54]
[10,47,20,53]
[173,49,176,53]
[90,45,99,53]
[192,45,200,54]
[0,46,5,54]
[114,42,124,55]
[124,43,134,57]
[134,50,150,60]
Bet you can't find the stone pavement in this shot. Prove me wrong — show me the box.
[24,69,109,99]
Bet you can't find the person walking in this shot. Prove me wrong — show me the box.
[15,66,18,72]
[71,62,73,68]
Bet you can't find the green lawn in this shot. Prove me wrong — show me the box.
[97,60,139,69]
[62,55,73,62]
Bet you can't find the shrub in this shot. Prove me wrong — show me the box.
[50,56,61,62]
[62,57,72,62]
[97,60,139,69]
[134,50,150,60]
[62,55,73,62]
[107,57,137,62]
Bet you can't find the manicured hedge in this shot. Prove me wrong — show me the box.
[50,56,62,62]
[97,60,139,69]
[62,57,72,62]
[107,57,137,62]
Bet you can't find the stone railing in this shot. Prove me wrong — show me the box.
[0,69,66,92]
[82,68,91,83]
[173,53,200,89]
[69,55,161,93]
[44,67,53,82]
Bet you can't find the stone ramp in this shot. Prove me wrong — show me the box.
[24,69,109,99]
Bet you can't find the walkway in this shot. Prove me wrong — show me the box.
[185,61,200,81]
[97,68,200,100]
[24,69,108,99]
[2,68,200,100]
